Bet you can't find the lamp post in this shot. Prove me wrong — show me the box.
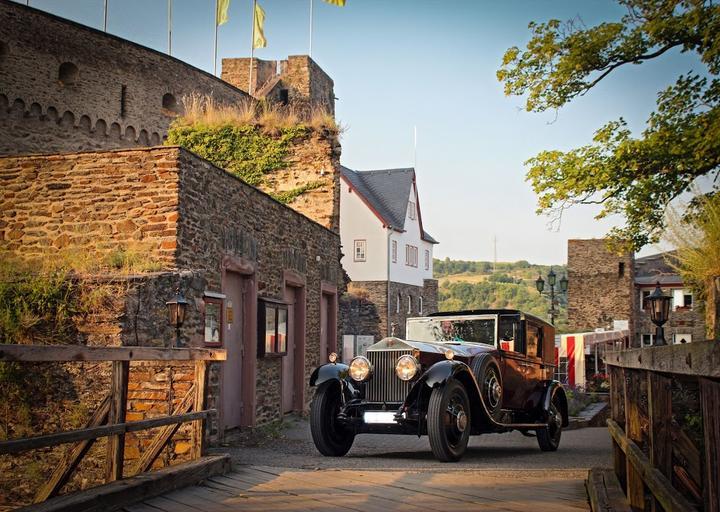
[536,268,568,326]
[647,282,671,346]
[166,288,188,348]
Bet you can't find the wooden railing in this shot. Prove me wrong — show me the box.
[606,340,719,512]
[0,344,226,504]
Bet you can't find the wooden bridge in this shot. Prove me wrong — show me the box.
[1,341,718,512]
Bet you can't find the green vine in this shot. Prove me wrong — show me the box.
[166,123,309,187]
[270,181,324,204]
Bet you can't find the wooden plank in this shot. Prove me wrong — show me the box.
[0,411,213,455]
[605,341,719,378]
[670,422,703,497]
[132,385,195,475]
[18,454,232,512]
[34,395,112,502]
[647,372,672,477]
[191,361,206,460]
[607,419,698,512]
[623,369,645,511]
[586,468,631,512]
[609,366,627,490]
[107,360,129,482]
[0,345,227,362]
[700,377,720,512]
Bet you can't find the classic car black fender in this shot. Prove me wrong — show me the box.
[541,381,569,427]
[402,360,486,428]
[310,362,349,387]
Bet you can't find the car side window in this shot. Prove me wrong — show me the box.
[498,315,523,353]
[526,323,542,358]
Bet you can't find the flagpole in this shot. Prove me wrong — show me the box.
[167,0,173,55]
[413,125,417,168]
[214,0,219,76]
[249,0,256,94]
[309,0,313,57]
[103,0,108,31]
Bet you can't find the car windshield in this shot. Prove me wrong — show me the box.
[406,317,496,346]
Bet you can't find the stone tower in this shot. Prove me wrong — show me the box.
[221,55,335,116]
[567,239,635,334]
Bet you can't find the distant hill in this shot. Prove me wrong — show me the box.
[434,258,568,332]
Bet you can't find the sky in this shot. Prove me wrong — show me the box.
[17,0,706,264]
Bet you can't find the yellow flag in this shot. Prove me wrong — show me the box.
[216,0,230,26]
[323,0,346,5]
[253,2,267,49]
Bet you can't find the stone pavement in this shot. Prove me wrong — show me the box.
[124,420,611,511]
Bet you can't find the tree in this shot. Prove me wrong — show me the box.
[497,0,720,251]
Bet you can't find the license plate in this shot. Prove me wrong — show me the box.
[363,411,397,424]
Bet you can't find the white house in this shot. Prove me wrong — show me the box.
[340,166,438,340]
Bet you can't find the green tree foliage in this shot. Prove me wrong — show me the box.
[497,0,720,251]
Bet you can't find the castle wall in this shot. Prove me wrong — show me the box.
[567,239,635,334]
[0,0,250,156]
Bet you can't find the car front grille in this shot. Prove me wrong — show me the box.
[365,349,413,403]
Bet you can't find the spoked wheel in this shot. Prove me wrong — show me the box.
[427,380,471,462]
[310,381,355,456]
[471,354,503,420]
[537,393,563,451]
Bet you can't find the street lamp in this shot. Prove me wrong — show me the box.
[535,268,568,325]
[166,287,188,347]
[647,282,671,346]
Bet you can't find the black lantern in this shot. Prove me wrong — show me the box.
[559,275,569,293]
[547,268,556,287]
[535,275,545,293]
[166,288,188,347]
[647,282,671,346]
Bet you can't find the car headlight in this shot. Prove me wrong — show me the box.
[395,355,419,381]
[349,356,372,382]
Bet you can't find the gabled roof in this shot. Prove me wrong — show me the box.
[340,166,438,244]
[634,250,681,285]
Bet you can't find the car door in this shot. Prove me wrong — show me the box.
[522,321,545,409]
[497,314,528,410]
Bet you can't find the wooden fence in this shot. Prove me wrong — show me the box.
[606,340,719,512]
[0,344,226,504]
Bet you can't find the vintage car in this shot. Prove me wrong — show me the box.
[309,309,569,462]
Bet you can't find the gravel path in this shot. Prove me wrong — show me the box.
[218,416,613,471]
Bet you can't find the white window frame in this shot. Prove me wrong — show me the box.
[418,296,423,314]
[407,295,412,314]
[642,334,653,347]
[396,293,401,314]
[673,333,692,344]
[353,239,366,262]
[391,240,397,263]
[424,250,430,270]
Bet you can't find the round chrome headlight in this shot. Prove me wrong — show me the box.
[349,356,372,382]
[395,355,419,381]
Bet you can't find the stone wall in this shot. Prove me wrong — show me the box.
[0,0,249,156]
[222,55,335,116]
[636,306,706,344]
[344,279,439,340]
[567,239,635,334]
[0,148,179,266]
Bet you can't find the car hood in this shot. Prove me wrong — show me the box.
[366,336,495,359]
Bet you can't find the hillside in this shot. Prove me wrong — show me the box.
[434,258,568,332]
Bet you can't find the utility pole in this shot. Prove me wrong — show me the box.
[493,235,497,273]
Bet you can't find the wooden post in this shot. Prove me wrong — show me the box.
[701,377,720,512]
[610,366,627,489]
[191,360,207,460]
[624,369,646,511]
[106,360,129,482]
[647,371,672,512]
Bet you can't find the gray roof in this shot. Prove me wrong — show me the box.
[341,166,438,244]
[634,251,682,285]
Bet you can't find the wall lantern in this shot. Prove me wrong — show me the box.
[559,275,569,293]
[166,288,189,347]
[648,282,671,346]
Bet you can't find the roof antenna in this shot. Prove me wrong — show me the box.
[413,125,417,169]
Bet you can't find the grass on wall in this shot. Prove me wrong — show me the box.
[165,95,339,203]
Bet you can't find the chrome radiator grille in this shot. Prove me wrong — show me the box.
[365,350,413,403]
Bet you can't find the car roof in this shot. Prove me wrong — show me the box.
[422,309,553,328]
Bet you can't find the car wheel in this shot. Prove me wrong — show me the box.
[310,381,355,456]
[471,354,503,420]
[427,379,471,462]
[537,392,563,451]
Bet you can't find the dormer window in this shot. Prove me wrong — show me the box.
[408,201,416,220]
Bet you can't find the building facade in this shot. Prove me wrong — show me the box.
[567,239,705,346]
[340,167,438,341]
